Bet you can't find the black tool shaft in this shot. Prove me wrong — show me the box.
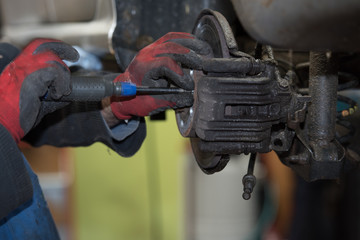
[136,86,191,95]
[46,75,191,102]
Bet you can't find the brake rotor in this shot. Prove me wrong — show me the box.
[175,9,235,174]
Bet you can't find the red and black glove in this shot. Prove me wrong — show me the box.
[0,39,79,142]
[110,32,210,120]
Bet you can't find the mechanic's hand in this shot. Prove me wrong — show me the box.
[110,32,210,120]
[0,39,79,142]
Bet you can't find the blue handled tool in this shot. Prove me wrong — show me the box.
[46,75,191,102]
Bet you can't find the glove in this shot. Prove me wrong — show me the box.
[0,39,79,142]
[110,32,210,120]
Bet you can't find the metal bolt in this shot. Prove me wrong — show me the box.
[242,174,256,200]
[279,78,289,88]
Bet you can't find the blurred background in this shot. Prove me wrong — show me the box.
[21,111,291,240]
[2,0,360,240]
[21,112,296,240]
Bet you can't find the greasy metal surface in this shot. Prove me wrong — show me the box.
[231,0,360,51]
[190,138,229,173]
[305,52,345,179]
[193,9,238,52]
[308,52,339,159]
[176,12,229,138]
[279,52,346,181]
[178,10,231,173]
[176,95,196,138]
[176,10,308,174]
[194,75,287,146]
[279,139,345,181]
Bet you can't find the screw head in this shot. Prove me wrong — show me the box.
[242,192,251,200]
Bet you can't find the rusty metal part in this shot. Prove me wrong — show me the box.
[176,11,232,139]
[307,52,341,163]
[176,9,232,174]
[200,58,266,74]
[280,52,346,181]
[190,138,230,174]
[176,9,349,181]
[176,10,308,175]
[175,9,356,181]
[193,9,238,53]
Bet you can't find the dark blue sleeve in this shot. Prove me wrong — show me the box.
[24,102,146,157]
[0,42,20,72]
[0,42,33,220]
[0,124,33,220]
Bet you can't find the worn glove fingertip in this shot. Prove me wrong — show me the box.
[35,42,80,62]
[65,46,80,62]
[55,43,79,62]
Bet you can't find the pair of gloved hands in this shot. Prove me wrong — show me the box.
[0,33,209,143]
